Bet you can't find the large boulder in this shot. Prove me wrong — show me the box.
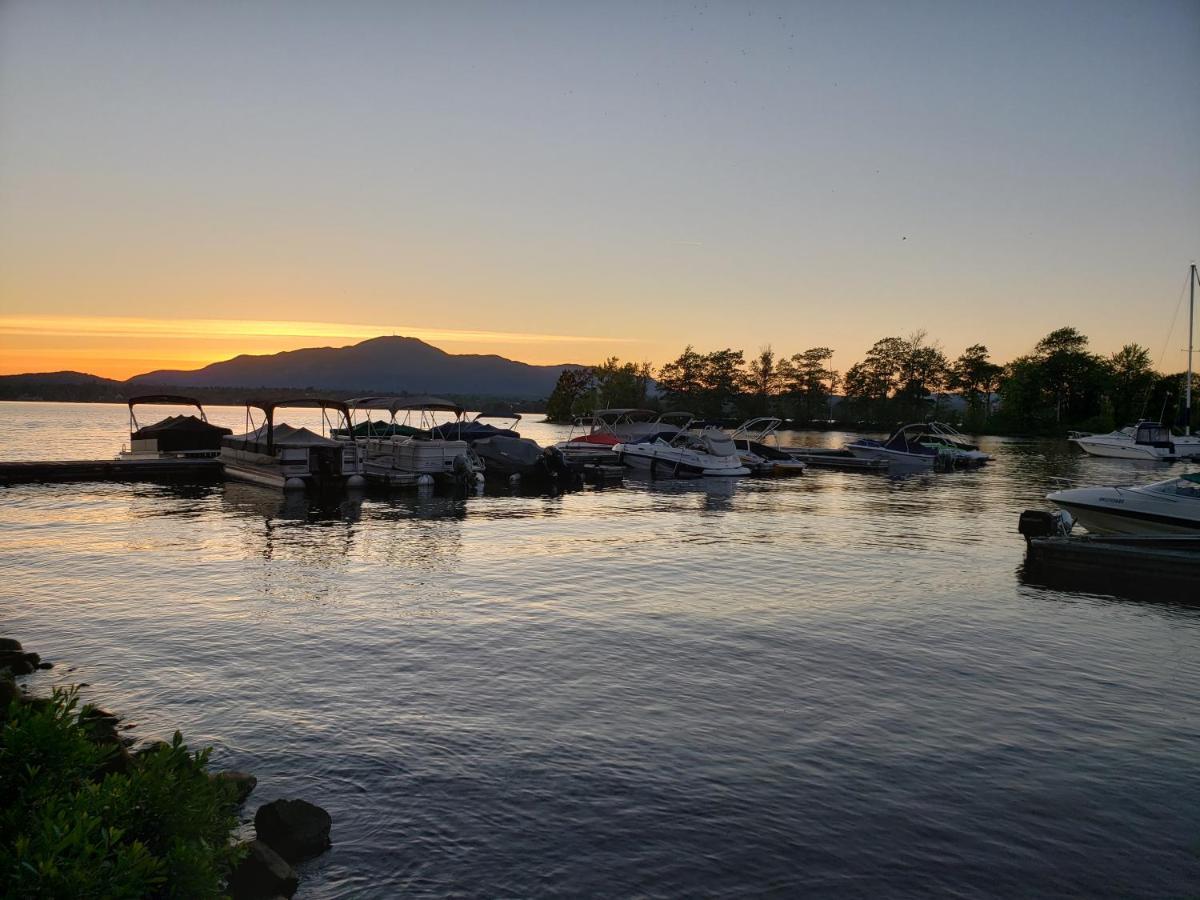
[228,840,298,899]
[0,638,23,653]
[213,770,258,805]
[254,799,332,862]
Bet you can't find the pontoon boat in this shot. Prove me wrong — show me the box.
[343,397,484,487]
[118,395,231,460]
[221,399,366,491]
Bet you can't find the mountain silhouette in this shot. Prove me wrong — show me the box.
[126,336,579,398]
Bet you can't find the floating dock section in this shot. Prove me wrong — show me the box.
[0,458,223,486]
[1020,513,1200,595]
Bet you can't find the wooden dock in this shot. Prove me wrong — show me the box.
[1023,533,1200,595]
[0,458,224,486]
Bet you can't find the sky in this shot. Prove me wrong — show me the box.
[1,0,1197,380]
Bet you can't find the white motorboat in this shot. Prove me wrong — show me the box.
[1047,473,1200,534]
[554,409,684,465]
[616,413,750,478]
[846,422,989,468]
[221,399,366,491]
[1069,265,1200,460]
[118,394,231,460]
[728,417,807,476]
[344,396,484,487]
[846,424,939,467]
[1068,422,1200,461]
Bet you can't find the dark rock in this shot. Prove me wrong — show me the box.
[23,652,40,667]
[254,799,332,863]
[1,657,35,676]
[0,676,21,712]
[213,770,258,805]
[36,661,54,670]
[0,638,22,653]
[81,705,120,723]
[228,840,298,899]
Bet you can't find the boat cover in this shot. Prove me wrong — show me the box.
[475,436,545,474]
[223,422,342,453]
[429,421,520,441]
[132,415,231,451]
[334,420,427,439]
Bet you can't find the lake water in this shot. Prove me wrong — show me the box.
[2,401,1198,898]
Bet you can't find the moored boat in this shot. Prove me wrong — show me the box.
[432,412,570,482]
[1046,473,1200,534]
[118,395,231,461]
[343,397,484,487]
[221,399,365,491]
[616,413,749,478]
[1068,421,1200,461]
[728,417,807,476]
[847,422,989,468]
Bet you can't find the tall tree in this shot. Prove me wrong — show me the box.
[1108,343,1155,425]
[949,344,1003,419]
[656,345,707,410]
[780,347,838,422]
[743,346,782,416]
[544,367,597,423]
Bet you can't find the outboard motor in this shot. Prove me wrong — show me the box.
[1018,508,1075,542]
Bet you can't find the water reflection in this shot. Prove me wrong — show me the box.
[222,482,364,524]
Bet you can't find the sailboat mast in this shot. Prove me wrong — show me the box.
[1189,263,1196,436]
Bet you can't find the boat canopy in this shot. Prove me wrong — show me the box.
[126,394,213,432]
[246,398,352,417]
[127,394,207,415]
[346,396,464,415]
[239,399,353,453]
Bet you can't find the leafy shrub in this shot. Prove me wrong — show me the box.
[0,689,244,898]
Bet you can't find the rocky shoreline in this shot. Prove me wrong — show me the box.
[1,636,332,899]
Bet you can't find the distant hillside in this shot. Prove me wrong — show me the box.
[127,336,578,399]
[0,371,121,386]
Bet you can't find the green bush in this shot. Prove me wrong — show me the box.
[0,689,244,899]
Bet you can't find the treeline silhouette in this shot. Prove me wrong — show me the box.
[545,327,1197,434]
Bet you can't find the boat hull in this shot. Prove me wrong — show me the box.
[1047,486,1200,535]
[616,444,749,478]
[1069,438,1178,461]
[845,443,935,467]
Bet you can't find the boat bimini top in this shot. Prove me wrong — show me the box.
[124,394,232,451]
[344,396,466,439]
[230,399,354,454]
